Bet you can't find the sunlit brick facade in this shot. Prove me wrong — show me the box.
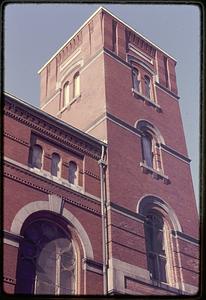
[3,7,199,295]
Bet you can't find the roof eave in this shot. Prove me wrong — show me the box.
[37,6,177,74]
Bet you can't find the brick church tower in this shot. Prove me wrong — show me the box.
[4,7,199,295]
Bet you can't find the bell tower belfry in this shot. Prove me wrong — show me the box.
[38,7,199,295]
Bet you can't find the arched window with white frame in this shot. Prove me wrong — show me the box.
[138,196,179,287]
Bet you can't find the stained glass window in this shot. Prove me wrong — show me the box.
[16,220,76,295]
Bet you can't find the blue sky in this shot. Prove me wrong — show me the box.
[4,4,200,208]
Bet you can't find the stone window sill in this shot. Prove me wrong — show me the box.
[29,167,83,192]
[57,94,81,115]
[132,88,161,112]
[140,162,170,184]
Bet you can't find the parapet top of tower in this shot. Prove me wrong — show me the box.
[38,6,176,74]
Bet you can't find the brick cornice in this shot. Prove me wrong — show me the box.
[125,28,156,58]
[4,94,104,160]
[3,276,16,285]
[84,169,100,180]
[4,131,29,147]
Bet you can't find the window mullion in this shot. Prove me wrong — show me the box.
[56,247,61,295]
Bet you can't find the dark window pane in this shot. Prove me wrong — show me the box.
[159,256,167,282]
[145,214,167,283]
[51,153,60,177]
[32,145,43,169]
[144,76,151,98]
[132,69,140,92]
[68,161,78,184]
[22,240,37,258]
[142,135,153,167]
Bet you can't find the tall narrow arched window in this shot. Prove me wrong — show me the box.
[136,120,164,172]
[144,213,167,283]
[138,196,180,287]
[68,161,78,185]
[132,68,140,92]
[73,72,80,98]
[142,133,154,168]
[144,75,151,99]
[15,220,76,295]
[51,153,61,177]
[63,81,70,107]
[32,145,43,169]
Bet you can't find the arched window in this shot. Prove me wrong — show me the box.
[136,120,164,171]
[132,68,140,92]
[138,196,178,287]
[73,72,80,98]
[144,213,167,283]
[15,220,76,295]
[68,161,78,185]
[51,153,61,177]
[63,81,70,107]
[32,145,43,169]
[144,75,151,99]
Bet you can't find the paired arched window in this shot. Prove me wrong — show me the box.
[144,75,151,99]
[73,72,80,98]
[51,153,61,177]
[68,161,78,185]
[132,68,140,92]
[63,81,70,107]
[15,220,76,295]
[32,144,43,169]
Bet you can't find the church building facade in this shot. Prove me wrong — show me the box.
[3,7,199,295]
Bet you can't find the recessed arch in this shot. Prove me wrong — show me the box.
[10,199,94,260]
[127,55,155,76]
[59,60,83,84]
[135,119,165,145]
[136,194,182,232]
[56,59,83,90]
